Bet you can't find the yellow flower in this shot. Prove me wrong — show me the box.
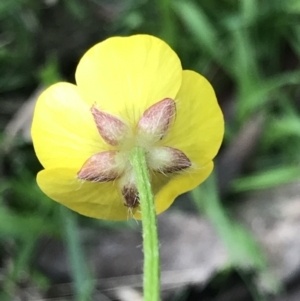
[31,34,224,220]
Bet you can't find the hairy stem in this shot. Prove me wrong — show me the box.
[129,146,160,301]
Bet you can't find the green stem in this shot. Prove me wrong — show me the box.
[129,146,160,301]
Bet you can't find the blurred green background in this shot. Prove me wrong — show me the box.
[1,0,300,300]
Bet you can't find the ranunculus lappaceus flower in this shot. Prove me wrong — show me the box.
[31,34,224,220]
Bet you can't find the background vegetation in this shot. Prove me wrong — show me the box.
[1,0,300,300]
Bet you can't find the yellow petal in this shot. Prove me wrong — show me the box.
[163,70,224,167]
[134,162,214,219]
[37,168,136,220]
[31,83,110,169]
[75,35,182,125]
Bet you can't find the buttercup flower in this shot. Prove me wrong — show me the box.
[31,34,224,220]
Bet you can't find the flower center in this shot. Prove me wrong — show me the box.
[77,98,191,208]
